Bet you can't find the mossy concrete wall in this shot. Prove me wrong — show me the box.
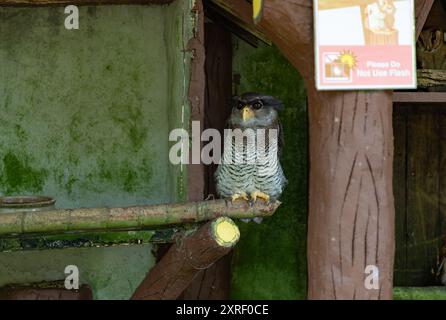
[230,39,308,299]
[0,245,156,300]
[0,3,190,299]
[0,5,186,207]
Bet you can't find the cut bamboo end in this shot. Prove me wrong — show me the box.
[211,217,240,248]
[253,0,264,24]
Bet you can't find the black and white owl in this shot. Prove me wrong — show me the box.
[215,92,287,214]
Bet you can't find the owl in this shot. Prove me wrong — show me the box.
[215,92,287,209]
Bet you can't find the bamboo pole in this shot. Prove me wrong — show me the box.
[0,199,280,237]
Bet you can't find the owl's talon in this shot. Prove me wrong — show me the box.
[250,191,270,204]
[231,192,249,203]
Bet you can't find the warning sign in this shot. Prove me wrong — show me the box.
[314,0,417,90]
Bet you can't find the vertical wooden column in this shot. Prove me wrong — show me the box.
[181,22,234,300]
[219,0,395,299]
[306,87,395,299]
[188,0,206,202]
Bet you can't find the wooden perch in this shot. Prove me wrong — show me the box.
[0,199,280,237]
[131,217,240,300]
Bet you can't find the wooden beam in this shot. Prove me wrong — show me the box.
[0,0,172,5]
[393,92,446,104]
[206,0,271,46]
[188,0,206,202]
[416,0,435,39]
[131,217,239,300]
[0,199,281,237]
[0,283,93,300]
[220,0,395,300]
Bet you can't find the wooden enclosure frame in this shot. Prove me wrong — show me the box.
[1,0,444,300]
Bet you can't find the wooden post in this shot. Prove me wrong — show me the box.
[131,217,240,300]
[218,0,395,299]
[180,22,234,300]
[306,88,394,299]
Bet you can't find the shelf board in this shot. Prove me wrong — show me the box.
[393,92,446,104]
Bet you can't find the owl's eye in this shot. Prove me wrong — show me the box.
[252,101,263,110]
[237,102,244,110]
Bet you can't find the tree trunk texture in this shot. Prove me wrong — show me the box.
[417,69,446,89]
[219,0,395,299]
[417,28,446,70]
[306,89,394,299]
[131,217,239,300]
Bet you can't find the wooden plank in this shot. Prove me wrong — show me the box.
[415,0,435,39]
[393,92,446,104]
[0,0,172,5]
[187,0,206,202]
[207,0,271,46]
[406,105,440,285]
[438,114,446,272]
[0,283,93,300]
[393,108,408,286]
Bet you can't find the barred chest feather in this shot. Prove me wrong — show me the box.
[215,127,287,200]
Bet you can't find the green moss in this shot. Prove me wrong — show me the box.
[394,287,446,300]
[1,152,47,194]
[14,124,27,142]
[109,103,148,152]
[230,40,307,300]
[122,168,138,193]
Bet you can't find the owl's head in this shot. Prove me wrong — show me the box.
[230,92,283,128]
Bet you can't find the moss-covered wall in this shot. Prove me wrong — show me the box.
[0,5,187,207]
[0,3,191,299]
[0,245,156,300]
[230,39,308,299]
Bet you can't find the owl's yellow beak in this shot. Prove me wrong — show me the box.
[242,106,254,122]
